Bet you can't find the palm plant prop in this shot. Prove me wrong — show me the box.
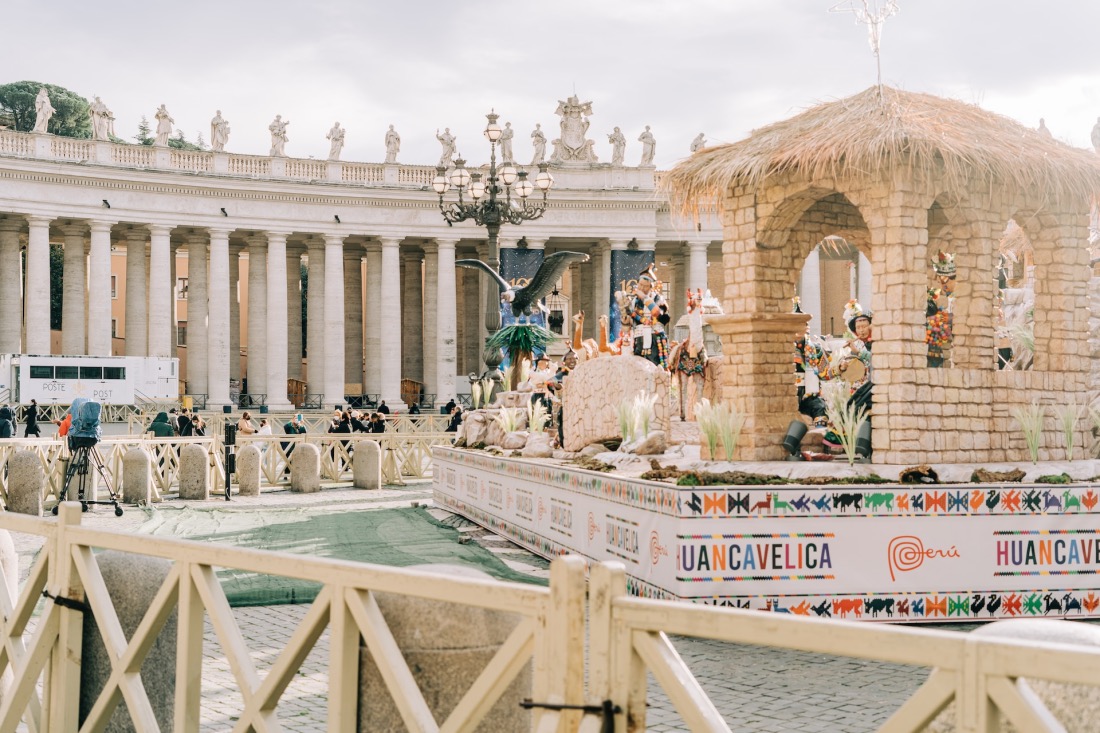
[1011,400,1046,463]
[487,324,557,390]
[824,383,868,466]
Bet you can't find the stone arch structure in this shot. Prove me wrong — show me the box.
[666,86,1100,463]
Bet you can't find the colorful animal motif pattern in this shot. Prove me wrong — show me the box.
[679,486,1100,518]
[625,576,1100,623]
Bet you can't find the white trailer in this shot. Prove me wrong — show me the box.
[0,354,179,406]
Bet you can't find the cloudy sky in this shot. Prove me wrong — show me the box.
[4,0,1099,168]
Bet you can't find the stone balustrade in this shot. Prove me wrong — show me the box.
[0,129,658,191]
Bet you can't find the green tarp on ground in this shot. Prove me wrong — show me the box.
[137,505,546,606]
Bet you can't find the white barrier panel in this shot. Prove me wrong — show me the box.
[433,447,1100,623]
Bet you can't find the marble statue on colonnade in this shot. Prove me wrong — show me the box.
[1092,116,1100,154]
[89,96,115,141]
[436,127,456,167]
[326,121,345,161]
[210,110,230,152]
[384,124,400,163]
[690,132,706,153]
[269,115,290,157]
[638,125,656,167]
[499,121,514,162]
[530,123,546,165]
[154,105,174,147]
[33,89,54,133]
[550,95,598,164]
[608,127,626,167]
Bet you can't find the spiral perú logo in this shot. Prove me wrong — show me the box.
[887,535,960,582]
[587,513,599,541]
[649,531,668,565]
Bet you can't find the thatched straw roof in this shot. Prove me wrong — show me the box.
[665,86,1100,212]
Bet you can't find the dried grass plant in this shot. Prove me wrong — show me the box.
[493,407,524,434]
[527,400,550,433]
[823,383,868,466]
[1054,401,1085,461]
[695,399,721,460]
[617,400,637,445]
[470,382,482,411]
[478,377,495,408]
[715,402,747,461]
[633,392,659,438]
[1011,401,1046,464]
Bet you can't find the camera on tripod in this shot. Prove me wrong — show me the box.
[53,398,123,517]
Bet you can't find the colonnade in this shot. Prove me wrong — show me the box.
[0,213,716,409]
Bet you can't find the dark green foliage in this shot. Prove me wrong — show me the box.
[486,324,557,355]
[134,116,153,145]
[0,81,91,138]
[50,243,63,330]
[1036,473,1073,484]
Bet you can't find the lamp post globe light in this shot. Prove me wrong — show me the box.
[434,110,554,377]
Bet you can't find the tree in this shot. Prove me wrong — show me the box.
[134,116,153,145]
[167,129,203,152]
[0,81,91,138]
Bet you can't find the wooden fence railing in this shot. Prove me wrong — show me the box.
[0,505,585,732]
[0,517,1095,732]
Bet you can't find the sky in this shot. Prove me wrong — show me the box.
[4,0,1099,169]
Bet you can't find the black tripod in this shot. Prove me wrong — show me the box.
[52,437,124,516]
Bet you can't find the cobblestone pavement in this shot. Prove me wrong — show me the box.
[9,481,961,731]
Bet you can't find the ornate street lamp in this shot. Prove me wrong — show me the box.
[434,110,554,375]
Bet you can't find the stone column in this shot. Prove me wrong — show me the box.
[379,237,404,408]
[266,231,292,410]
[170,244,179,360]
[287,248,303,381]
[25,216,52,355]
[476,243,489,350]
[246,236,267,398]
[436,238,458,405]
[87,221,113,356]
[186,237,208,397]
[668,253,685,326]
[401,250,424,383]
[207,228,231,408]
[579,249,595,339]
[344,247,364,394]
[688,240,709,294]
[591,241,609,323]
[229,245,241,385]
[306,241,325,396]
[463,261,480,374]
[122,228,148,357]
[0,220,23,354]
[363,242,382,398]
[60,224,87,355]
[422,243,438,401]
[323,234,345,409]
[147,225,173,359]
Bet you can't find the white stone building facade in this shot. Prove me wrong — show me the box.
[0,130,723,409]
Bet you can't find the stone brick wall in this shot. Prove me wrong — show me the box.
[712,169,1097,465]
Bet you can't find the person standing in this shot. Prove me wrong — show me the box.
[237,411,257,436]
[191,416,207,437]
[0,406,14,438]
[377,400,390,415]
[24,399,41,437]
[281,413,306,478]
[178,408,194,437]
